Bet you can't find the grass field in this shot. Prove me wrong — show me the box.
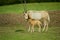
[0,2,60,40]
[0,2,60,14]
[0,24,60,40]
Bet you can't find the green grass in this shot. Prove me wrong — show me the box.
[0,24,60,40]
[0,2,60,14]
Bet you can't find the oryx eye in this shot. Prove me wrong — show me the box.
[23,13,26,16]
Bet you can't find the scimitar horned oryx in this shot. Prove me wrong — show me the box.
[24,10,50,32]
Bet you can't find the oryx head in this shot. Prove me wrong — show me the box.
[24,13,28,20]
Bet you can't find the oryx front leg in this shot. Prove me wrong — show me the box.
[28,25,31,32]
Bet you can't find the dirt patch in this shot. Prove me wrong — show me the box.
[0,11,60,27]
[48,11,60,27]
[0,14,24,24]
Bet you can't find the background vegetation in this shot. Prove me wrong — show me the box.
[0,2,60,14]
[0,0,60,5]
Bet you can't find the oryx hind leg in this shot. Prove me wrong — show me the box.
[45,23,48,32]
[42,24,46,32]
[42,20,48,32]
[42,20,46,32]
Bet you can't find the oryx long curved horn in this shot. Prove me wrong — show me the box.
[23,0,27,13]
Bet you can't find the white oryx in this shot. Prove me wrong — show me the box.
[24,10,50,32]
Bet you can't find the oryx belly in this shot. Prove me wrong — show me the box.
[29,13,42,19]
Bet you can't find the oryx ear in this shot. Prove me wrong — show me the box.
[23,13,25,16]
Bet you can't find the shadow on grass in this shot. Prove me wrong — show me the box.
[15,29,25,33]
